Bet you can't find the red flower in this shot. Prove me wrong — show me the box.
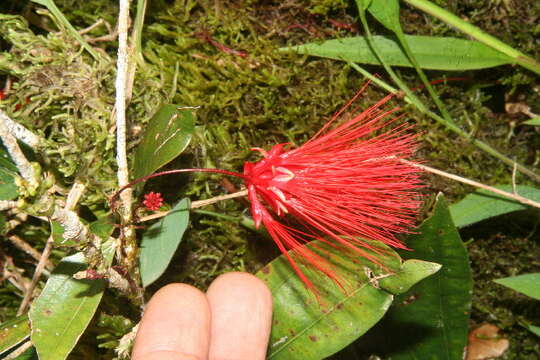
[243,89,422,292]
[143,191,164,211]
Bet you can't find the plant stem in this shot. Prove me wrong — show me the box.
[114,0,137,268]
[17,236,54,315]
[349,63,540,182]
[137,190,248,222]
[403,0,540,75]
[8,234,54,271]
[0,110,38,189]
[111,168,245,208]
[30,0,101,60]
[132,0,147,64]
[403,160,540,209]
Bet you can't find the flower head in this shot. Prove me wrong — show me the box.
[143,191,164,211]
[243,90,422,292]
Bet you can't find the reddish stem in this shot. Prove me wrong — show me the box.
[110,168,245,210]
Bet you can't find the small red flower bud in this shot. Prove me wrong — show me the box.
[143,191,164,211]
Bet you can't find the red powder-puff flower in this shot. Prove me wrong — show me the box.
[143,191,164,211]
[243,87,422,292]
[113,85,422,293]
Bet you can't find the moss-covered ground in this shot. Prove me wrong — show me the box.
[0,0,539,358]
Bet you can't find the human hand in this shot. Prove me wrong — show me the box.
[131,272,273,360]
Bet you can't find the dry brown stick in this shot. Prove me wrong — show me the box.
[403,159,540,209]
[17,236,54,315]
[7,235,54,271]
[137,190,249,223]
[4,340,32,359]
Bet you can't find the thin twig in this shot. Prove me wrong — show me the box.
[17,182,87,315]
[1,114,40,148]
[65,180,86,210]
[4,340,32,359]
[0,200,18,211]
[115,0,132,214]
[115,0,138,269]
[78,18,105,35]
[7,235,54,271]
[51,207,88,242]
[512,161,518,195]
[50,181,88,242]
[403,159,540,209]
[137,190,248,222]
[17,236,54,315]
[3,256,33,294]
[0,110,38,188]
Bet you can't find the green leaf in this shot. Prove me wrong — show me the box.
[281,35,511,70]
[0,315,31,356]
[449,185,540,228]
[352,194,472,359]
[89,217,115,240]
[29,240,115,360]
[132,105,195,181]
[379,259,441,295]
[366,0,401,33]
[523,115,540,126]
[13,346,38,360]
[0,166,18,200]
[50,221,77,247]
[528,325,540,337]
[256,238,440,359]
[493,273,540,300]
[0,146,18,173]
[140,198,190,287]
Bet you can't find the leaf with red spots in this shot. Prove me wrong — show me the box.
[256,237,440,359]
[29,240,115,360]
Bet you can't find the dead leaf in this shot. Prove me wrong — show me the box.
[466,323,509,360]
[505,102,537,118]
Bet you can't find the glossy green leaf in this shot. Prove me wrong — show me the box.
[493,273,540,300]
[379,259,441,295]
[352,194,472,359]
[140,198,190,287]
[256,238,440,360]
[29,240,115,360]
[523,115,540,126]
[449,185,540,228]
[0,315,31,356]
[281,35,511,70]
[132,105,194,180]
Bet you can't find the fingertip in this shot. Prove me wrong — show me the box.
[209,272,272,301]
[132,283,211,360]
[207,272,273,360]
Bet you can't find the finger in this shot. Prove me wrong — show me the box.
[132,283,211,360]
[206,272,273,360]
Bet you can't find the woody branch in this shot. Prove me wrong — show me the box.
[0,110,38,189]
